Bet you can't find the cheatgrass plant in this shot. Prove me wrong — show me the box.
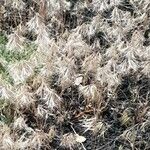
[0,0,150,149]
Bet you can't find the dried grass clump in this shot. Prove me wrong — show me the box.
[0,0,150,149]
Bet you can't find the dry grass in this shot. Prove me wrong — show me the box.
[0,0,150,149]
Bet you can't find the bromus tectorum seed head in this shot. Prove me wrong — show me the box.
[0,0,150,149]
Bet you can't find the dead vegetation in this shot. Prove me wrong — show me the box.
[0,0,150,149]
